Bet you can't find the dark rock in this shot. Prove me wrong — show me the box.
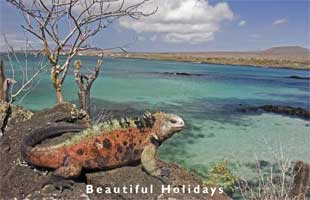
[0,102,33,135]
[33,102,91,126]
[258,160,271,168]
[155,72,205,77]
[287,75,309,80]
[196,134,205,138]
[0,103,90,199]
[246,160,271,169]
[240,105,310,120]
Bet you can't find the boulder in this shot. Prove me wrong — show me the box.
[0,101,33,135]
[0,103,90,199]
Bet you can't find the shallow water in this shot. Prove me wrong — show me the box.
[2,54,310,177]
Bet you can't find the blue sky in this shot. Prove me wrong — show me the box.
[0,0,309,52]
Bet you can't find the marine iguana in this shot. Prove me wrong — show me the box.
[21,112,185,181]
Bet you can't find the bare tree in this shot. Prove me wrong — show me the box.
[7,0,156,103]
[74,59,101,115]
[0,34,47,137]
[1,34,48,104]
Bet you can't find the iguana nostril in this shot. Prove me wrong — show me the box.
[178,118,184,127]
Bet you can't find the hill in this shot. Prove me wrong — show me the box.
[261,46,309,55]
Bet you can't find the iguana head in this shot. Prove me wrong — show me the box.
[146,112,185,143]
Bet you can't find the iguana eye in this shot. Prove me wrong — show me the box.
[170,119,177,124]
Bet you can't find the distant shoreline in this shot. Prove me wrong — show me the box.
[100,46,310,70]
[103,52,309,70]
[107,55,309,70]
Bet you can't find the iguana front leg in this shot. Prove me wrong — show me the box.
[41,157,82,192]
[40,157,82,192]
[141,143,171,184]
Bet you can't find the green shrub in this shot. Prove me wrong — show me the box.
[203,160,237,194]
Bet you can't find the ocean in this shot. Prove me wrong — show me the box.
[2,54,310,179]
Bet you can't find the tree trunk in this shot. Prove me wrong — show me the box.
[51,66,64,104]
[56,88,64,104]
[78,90,90,114]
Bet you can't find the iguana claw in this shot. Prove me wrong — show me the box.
[160,168,171,177]
[53,179,74,191]
[43,175,75,192]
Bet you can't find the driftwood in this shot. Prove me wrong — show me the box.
[74,60,101,115]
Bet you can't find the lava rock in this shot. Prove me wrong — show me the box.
[0,101,33,135]
[0,103,230,200]
[287,75,309,80]
[86,160,231,200]
[240,105,310,120]
[0,103,90,199]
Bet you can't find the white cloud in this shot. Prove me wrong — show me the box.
[16,0,234,45]
[120,0,234,44]
[238,20,246,27]
[273,18,288,25]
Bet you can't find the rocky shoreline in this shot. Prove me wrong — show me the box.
[240,105,310,120]
[0,102,309,199]
[0,102,230,200]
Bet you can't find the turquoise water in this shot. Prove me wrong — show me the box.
[2,55,310,177]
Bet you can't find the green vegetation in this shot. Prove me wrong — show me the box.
[203,160,238,195]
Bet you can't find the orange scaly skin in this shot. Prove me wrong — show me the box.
[28,127,153,169]
[22,112,185,179]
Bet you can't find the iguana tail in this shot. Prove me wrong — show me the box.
[21,122,85,162]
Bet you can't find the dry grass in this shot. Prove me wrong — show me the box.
[236,147,309,200]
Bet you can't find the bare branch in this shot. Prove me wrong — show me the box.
[2,33,48,103]
[73,58,102,114]
[7,0,156,103]
[11,64,48,100]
